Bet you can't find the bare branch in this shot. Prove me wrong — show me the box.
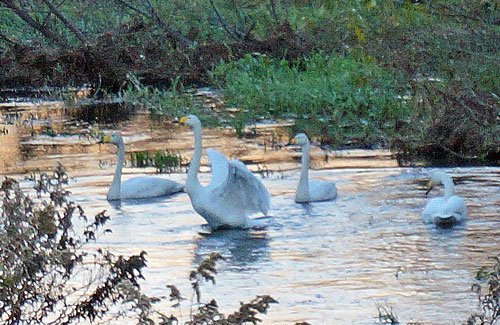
[114,0,194,48]
[40,0,88,44]
[0,0,67,47]
[113,0,148,17]
[208,0,244,40]
[269,0,279,24]
[0,32,18,45]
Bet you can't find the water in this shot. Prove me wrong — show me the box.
[62,167,498,324]
[1,101,499,324]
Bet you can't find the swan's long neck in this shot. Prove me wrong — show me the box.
[108,143,124,199]
[441,174,455,199]
[187,123,202,191]
[297,144,310,194]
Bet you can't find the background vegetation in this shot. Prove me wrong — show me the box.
[0,0,498,164]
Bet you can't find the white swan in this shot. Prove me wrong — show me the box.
[291,133,337,203]
[101,133,183,200]
[422,171,467,227]
[179,115,270,230]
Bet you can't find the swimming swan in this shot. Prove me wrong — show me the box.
[422,171,467,227]
[291,133,337,203]
[101,133,183,200]
[179,115,270,230]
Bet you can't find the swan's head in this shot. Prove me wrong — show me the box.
[179,115,201,128]
[101,132,123,147]
[291,133,310,146]
[425,171,451,195]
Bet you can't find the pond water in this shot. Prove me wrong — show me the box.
[1,100,499,324]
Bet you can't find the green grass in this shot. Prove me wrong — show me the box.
[211,53,409,146]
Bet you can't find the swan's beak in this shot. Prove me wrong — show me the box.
[101,134,111,143]
[179,116,188,125]
[425,181,433,196]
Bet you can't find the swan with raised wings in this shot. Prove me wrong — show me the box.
[101,133,183,200]
[291,133,337,203]
[422,171,467,227]
[179,115,270,230]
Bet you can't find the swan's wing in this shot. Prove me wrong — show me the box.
[309,181,337,202]
[207,149,270,215]
[206,148,229,190]
[443,195,468,222]
[422,197,444,223]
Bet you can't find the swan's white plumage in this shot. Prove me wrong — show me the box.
[103,133,183,200]
[422,171,467,226]
[180,115,270,230]
[118,176,183,200]
[293,133,337,203]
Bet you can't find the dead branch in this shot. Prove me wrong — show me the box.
[270,0,279,24]
[208,0,244,40]
[114,0,194,48]
[0,31,18,45]
[40,0,88,45]
[0,0,67,47]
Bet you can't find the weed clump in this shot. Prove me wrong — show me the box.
[468,256,500,324]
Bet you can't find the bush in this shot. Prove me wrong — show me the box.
[0,165,280,324]
[0,164,149,324]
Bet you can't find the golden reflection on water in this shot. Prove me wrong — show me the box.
[0,101,398,177]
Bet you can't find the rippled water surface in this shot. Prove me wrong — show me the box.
[64,167,498,324]
[1,100,499,324]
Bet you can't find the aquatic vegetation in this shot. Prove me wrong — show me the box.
[376,302,400,324]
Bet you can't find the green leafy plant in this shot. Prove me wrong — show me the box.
[212,53,409,147]
[130,150,183,174]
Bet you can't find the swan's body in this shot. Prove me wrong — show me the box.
[180,115,270,230]
[292,133,337,203]
[102,133,183,200]
[422,171,467,227]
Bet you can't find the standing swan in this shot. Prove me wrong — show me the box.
[422,171,467,227]
[179,115,270,230]
[101,133,183,200]
[291,133,337,203]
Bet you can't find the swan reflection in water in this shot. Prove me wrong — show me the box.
[194,228,270,271]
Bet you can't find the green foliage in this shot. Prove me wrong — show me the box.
[212,53,409,146]
[122,74,194,116]
[130,150,183,174]
[1,0,498,163]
